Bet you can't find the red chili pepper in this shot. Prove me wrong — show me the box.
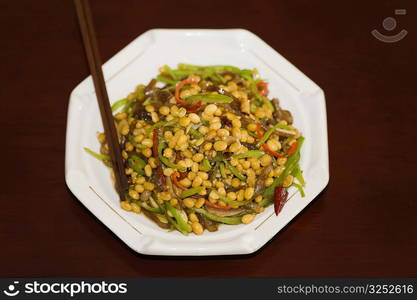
[262,144,285,158]
[171,171,185,190]
[256,81,269,96]
[184,101,202,113]
[175,79,192,105]
[175,79,202,113]
[274,186,288,215]
[177,171,187,180]
[287,142,298,156]
[205,200,231,210]
[256,124,263,139]
[152,128,166,185]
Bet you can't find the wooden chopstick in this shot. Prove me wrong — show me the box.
[74,0,128,200]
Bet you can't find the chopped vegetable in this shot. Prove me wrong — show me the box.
[215,191,248,208]
[127,155,146,175]
[225,162,246,181]
[219,162,226,179]
[233,150,265,159]
[205,200,231,210]
[111,98,128,112]
[262,144,285,158]
[171,171,185,189]
[292,183,305,197]
[189,127,204,139]
[180,186,204,199]
[175,79,201,112]
[84,147,110,161]
[262,137,304,203]
[139,202,163,214]
[185,93,234,104]
[194,208,242,225]
[287,142,299,156]
[157,141,187,172]
[165,202,192,235]
[256,81,269,96]
[201,158,212,171]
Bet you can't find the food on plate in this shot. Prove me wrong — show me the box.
[84,64,305,235]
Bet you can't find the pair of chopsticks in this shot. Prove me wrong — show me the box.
[74,0,128,200]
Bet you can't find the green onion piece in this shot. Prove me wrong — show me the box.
[292,183,305,197]
[262,137,305,204]
[256,123,279,147]
[170,69,194,80]
[211,72,226,84]
[157,142,187,172]
[122,99,134,114]
[233,150,265,159]
[156,74,177,85]
[239,69,253,80]
[159,156,186,172]
[201,158,212,171]
[180,186,204,199]
[139,202,163,213]
[256,123,293,147]
[185,94,234,104]
[225,162,246,181]
[143,97,152,106]
[215,192,247,208]
[146,118,178,134]
[83,147,110,162]
[177,64,242,74]
[194,208,242,225]
[292,165,305,186]
[127,155,146,175]
[219,162,226,179]
[189,127,204,139]
[166,202,192,234]
[111,98,128,112]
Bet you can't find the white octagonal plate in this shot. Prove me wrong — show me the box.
[65,29,329,256]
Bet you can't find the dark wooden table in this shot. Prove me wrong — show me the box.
[1,0,416,277]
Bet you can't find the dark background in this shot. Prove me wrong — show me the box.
[0,0,416,277]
